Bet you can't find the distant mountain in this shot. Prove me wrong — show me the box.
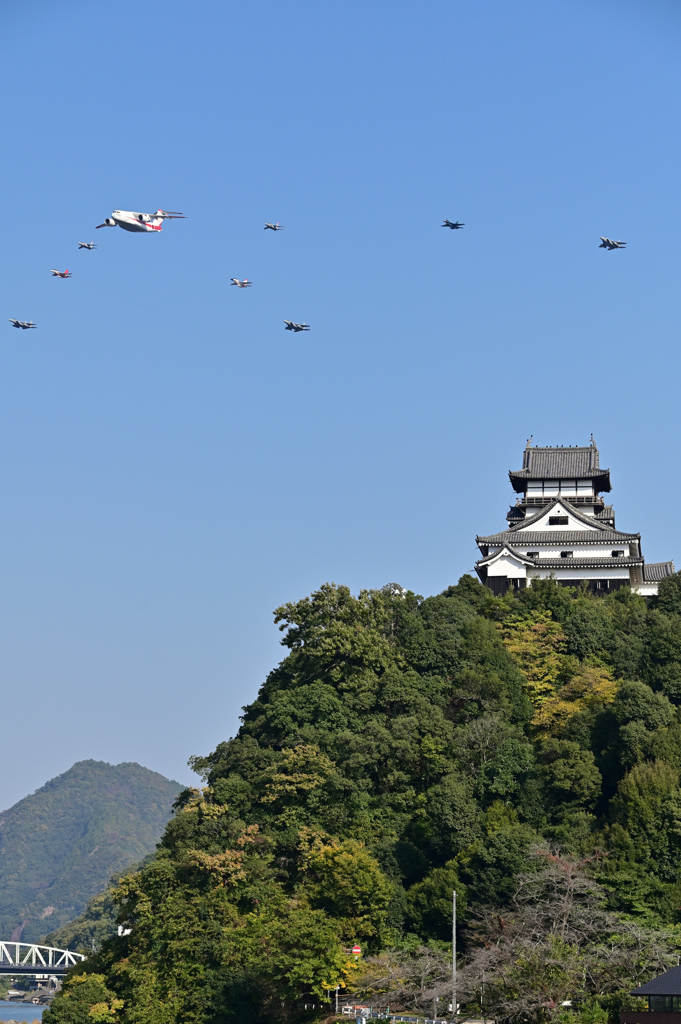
[0,760,182,944]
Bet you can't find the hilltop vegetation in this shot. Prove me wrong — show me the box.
[45,576,681,1024]
[0,760,181,943]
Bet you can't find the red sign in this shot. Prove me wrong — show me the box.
[352,945,361,956]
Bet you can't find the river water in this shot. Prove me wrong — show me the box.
[0,1002,43,1021]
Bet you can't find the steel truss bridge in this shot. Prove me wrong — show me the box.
[0,942,86,975]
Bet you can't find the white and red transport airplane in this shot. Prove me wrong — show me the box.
[96,209,186,233]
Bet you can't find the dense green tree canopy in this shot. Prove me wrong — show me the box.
[51,576,681,1024]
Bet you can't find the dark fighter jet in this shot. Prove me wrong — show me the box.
[442,219,465,229]
[284,320,310,332]
[599,237,626,250]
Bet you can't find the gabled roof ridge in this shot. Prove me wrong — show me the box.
[527,445,595,451]
[509,497,608,533]
[476,544,538,568]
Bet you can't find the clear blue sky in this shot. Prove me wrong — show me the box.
[1,0,680,808]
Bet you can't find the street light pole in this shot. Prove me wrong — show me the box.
[452,890,456,1023]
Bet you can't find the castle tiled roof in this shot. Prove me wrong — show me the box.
[475,544,642,572]
[533,556,641,569]
[477,530,640,546]
[509,442,611,493]
[643,561,676,582]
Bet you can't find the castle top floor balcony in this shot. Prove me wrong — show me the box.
[520,495,604,507]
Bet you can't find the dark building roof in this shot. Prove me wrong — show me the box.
[532,556,641,569]
[509,441,611,494]
[477,530,640,546]
[631,966,681,996]
[644,561,676,582]
[593,505,614,528]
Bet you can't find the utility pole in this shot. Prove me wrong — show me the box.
[452,890,456,1023]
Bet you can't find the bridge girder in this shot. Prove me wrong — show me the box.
[0,942,85,976]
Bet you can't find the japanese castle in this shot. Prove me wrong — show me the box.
[475,437,674,597]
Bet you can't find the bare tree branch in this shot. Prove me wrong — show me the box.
[350,856,681,1022]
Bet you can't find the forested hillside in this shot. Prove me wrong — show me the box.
[45,577,681,1024]
[0,760,181,943]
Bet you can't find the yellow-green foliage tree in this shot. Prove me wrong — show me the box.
[498,610,567,705]
[305,839,394,942]
[43,974,123,1024]
[531,665,618,736]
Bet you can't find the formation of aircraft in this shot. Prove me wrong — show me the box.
[95,209,186,232]
[599,237,626,250]
[440,221,628,256]
[10,206,187,331]
[10,211,630,335]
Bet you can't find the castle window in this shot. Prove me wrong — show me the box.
[549,516,568,526]
[612,550,624,558]
[560,551,573,558]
